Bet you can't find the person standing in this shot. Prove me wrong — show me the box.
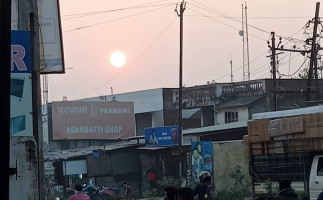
[68,184,90,200]
[144,163,157,190]
[274,179,301,200]
[192,148,204,182]
[149,130,158,145]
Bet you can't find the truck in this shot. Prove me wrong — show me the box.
[244,106,323,199]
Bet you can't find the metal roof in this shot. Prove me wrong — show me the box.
[137,146,169,150]
[45,141,141,161]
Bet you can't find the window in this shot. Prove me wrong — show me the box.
[225,111,238,124]
[317,157,323,176]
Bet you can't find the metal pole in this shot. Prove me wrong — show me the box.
[271,32,277,111]
[178,0,185,147]
[306,2,320,101]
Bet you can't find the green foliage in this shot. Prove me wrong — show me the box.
[217,165,250,200]
[263,179,279,195]
[230,165,245,186]
[142,176,182,199]
[157,176,182,188]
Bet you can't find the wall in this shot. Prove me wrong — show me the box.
[84,88,164,114]
[213,140,250,192]
[216,107,248,125]
[10,137,39,200]
[152,111,164,127]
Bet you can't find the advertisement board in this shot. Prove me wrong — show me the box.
[144,125,179,146]
[39,0,65,73]
[10,30,33,137]
[191,141,214,182]
[52,101,135,140]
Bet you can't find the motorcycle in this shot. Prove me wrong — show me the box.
[83,184,105,200]
[100,181,131,200]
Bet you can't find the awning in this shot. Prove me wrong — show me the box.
[137,146,169,150]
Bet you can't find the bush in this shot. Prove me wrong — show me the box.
[142,176,182,199]
[217,165,250,200]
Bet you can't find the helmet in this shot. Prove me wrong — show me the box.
[199,171,211,183]
[121,181,129,186]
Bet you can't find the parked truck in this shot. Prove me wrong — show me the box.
[244,106,323,199]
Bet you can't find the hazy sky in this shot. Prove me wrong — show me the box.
[45,0,322,102]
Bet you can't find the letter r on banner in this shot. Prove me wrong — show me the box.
[11,45,27,72]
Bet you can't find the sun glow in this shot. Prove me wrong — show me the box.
[110,51,126,68]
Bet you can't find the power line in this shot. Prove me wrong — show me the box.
[189,0,269,34]
[62,3,176,20]
[63,4,174,33]
[73,17,178,100]
[187,7,267,41]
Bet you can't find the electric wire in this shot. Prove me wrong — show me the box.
[187,7,267,41]
[62,3,176,20]
[278,56,308,77]
[189,0,310,44]
[189,0,268,34]
[73,17,178,100]
[63,4,174,33]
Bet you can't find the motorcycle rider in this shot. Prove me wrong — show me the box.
[194,171,214,200]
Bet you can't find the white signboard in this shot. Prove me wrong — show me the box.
[39,0,65,73]
[63,160,87,175]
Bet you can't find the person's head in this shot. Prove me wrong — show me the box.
[164,186,178,200]
[192,149,199,159]
[74,184,83,192]
[178,187,194,200]
[152,131,156,137]
[172,128,177,136]
[197,143,202,153]
[278,179,291,190]
[199,171,212,183]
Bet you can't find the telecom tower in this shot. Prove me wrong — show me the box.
[240,3,250,81]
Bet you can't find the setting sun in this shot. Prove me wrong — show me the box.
[110,51,126,68]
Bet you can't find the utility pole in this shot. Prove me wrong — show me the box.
[306,2,320,101]
[18,0,44,199]
[176,0,185,147]
[0,1,12,199]
[270,32,277,111]
[230,55,233,83]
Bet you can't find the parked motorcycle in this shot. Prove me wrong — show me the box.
[100,181,131,200]
[82,184,105,200]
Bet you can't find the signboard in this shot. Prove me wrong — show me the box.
[144,125,179,146]
[52,101,135,140]
[10,30,33,137]
[191,141,214,182]
[63,160,87,175]
[172,85,216,109]
[39,0,65,73]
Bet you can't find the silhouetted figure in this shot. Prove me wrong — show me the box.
[274,179,301,200]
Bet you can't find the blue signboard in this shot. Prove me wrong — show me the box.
[11,30,31,73]
[144,125,179,146]
[191,141,214,182]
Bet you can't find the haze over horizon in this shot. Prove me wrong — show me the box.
[44,0,322,102]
